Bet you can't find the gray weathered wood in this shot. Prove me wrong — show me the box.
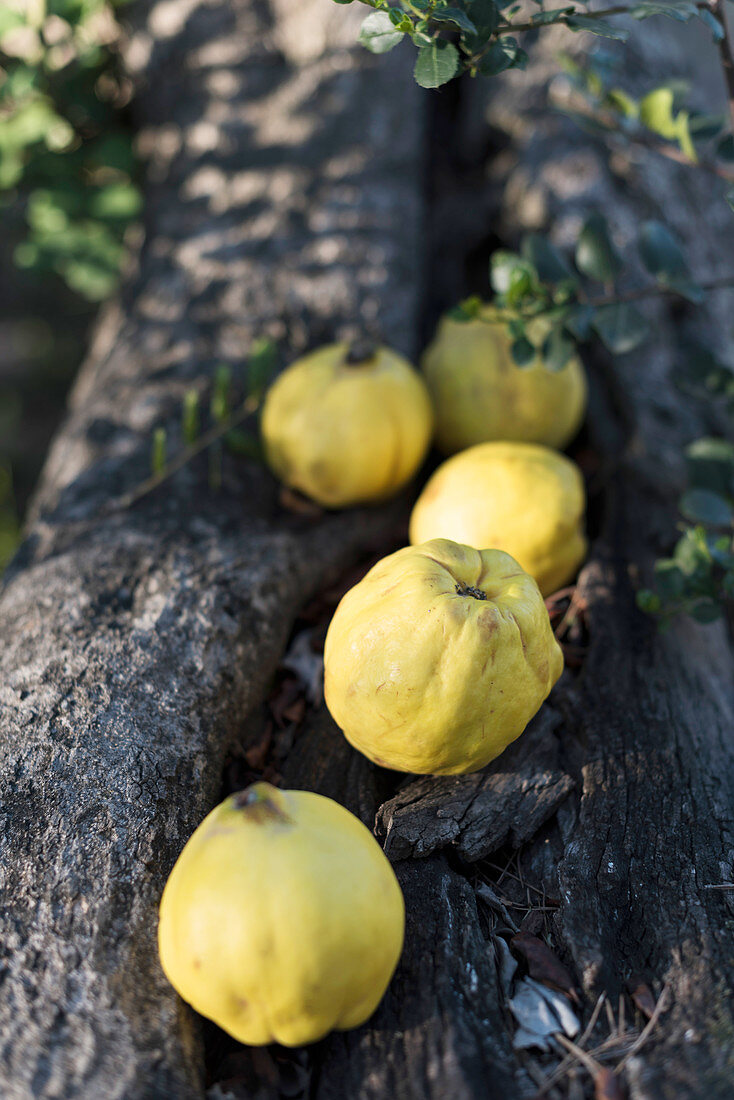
[2,5,733,1100]
[0,2,426,1096]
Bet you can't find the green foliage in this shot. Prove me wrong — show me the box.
[556,51,734,187]
[0,0,140,299]
[637,439,734,624]
[131,342,278,509]
[451,209,716,369]
[335,0,725,89]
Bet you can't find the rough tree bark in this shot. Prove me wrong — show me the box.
[0,2,425,1096]
[0,4,732,1100]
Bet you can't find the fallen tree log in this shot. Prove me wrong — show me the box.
[0,2,426,1096]
[1,3,732,1100]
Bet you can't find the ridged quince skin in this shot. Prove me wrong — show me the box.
[261,341,433,507]
[421,308,587,454]
[324,539,563,775]
[158,784,405,1047]
[409,442,587,597]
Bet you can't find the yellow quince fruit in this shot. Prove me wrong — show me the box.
[421,309,587,454]
[409,442,586,597]
[261,340,433,507]
[158,783,405,1047]
[324,538,563,775]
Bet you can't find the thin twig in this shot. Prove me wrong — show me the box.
[110,402,255,514]
[550,94,734,183]
[614,985,671,1073]
[534,993,608,1097]
[556,1034,605,1077]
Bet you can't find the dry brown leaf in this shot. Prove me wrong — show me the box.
[511,930,579,1003]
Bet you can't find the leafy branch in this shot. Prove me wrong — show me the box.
[337,0,730,89]
[110,341,277,514]
[451,213,734,368]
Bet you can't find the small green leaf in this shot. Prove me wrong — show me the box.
[639,87,678,138]
[248,338,278,402]
[211,364,232,423]
[521,233,572,283]
[182,390,200,445]
[477,38,527,76]
[449,295,483,321]
[541,325,576,372]
[679,488,733,527]
[576,212,622,283]
[564,304,595,340]
[511,337,536,367]
[638,220,702,301]
[359,12,404,53]
[717,135,734,162]
[686,437,734,497]
[414,40,459,89]
[565,15,629,40]
[690,599,721,623]
[636,588,661,614]
[430,7,477,34]
[490,251,529,295]
[653,560,687,600]
[605,88,639,118]
[630,1,701,20]
[152,428,167,475]
[465,0,499,35]
[592,302,649,354]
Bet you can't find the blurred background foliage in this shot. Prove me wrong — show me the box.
[0,0,139,569]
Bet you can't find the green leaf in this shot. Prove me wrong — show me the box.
[653,560,687,601]
[630,1,701,20]
[182,390,200,445]
[151,428,167,475]
[465,0,499,35]
[521,233,572,283]
[686,437,734,497]
[247,338,278,402]
[490,250,530,295]
[564,304,595,340]
[690,599,721,623]
[359,12,404,53]
[638,221,702,300]
[674,525,711,575]
[541,325,576,372]
[477,37,527,76]
[449,295,483,321]
[605,88,639,118]
[717,134,734,162]
[414,40,459,88]
[639,87,696,160]
[511,337,536,367]
[430,7,477,34]
[636,588,661,614]
[592,303,649,354]
[639,87,678,138]
[576,212,622,283]
[687,111,725,141]
[565,15,629,40]
[530,7,575,26]
[679,488,733,527]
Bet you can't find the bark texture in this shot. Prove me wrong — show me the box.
[1,4,733,1100]
[0,2,425,1097]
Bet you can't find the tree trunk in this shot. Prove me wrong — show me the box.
[0,5,732,1100]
